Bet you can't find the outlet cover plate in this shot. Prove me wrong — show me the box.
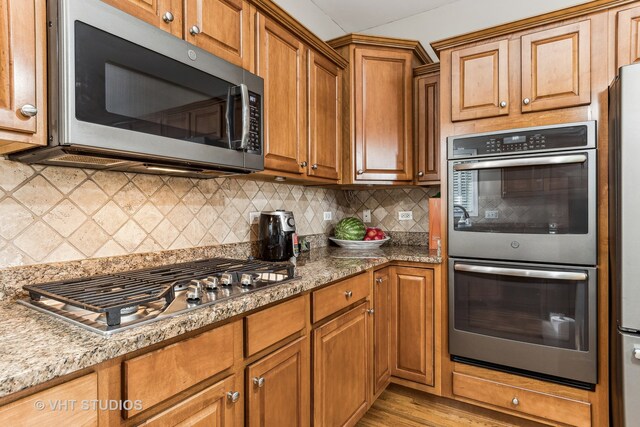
[485,210,499,219]
[363,210,371,223]
[323,212,332,221]
[398,211,413,221]
[249,212,260,225]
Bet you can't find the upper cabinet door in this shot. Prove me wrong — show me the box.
[450,40,509,122]
[258,16,307,175]
[617,5,640,68]
[184,0,251,68]
[354,48,413,182]
[521,20,591,113]
[0,0,46,149]
[101,0,183,37]
[415,73,440,183]
[308,50,341,181]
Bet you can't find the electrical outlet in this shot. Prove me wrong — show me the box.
[485,210,499,219]
[323,211,332,221]
[249,212,260,224]
[362,210,371,223]
[398,211,413,221]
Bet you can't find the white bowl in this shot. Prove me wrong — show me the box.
[329,236,390,249]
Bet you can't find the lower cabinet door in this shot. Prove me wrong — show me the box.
[140,375,241,427]
[246,336,310,427]
[391,267,434,385]
[313,303,369,427]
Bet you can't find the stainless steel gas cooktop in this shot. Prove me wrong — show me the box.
[18,258,297,335]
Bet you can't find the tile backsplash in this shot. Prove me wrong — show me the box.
[0,158,437,268]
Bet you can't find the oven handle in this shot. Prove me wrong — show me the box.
[239,83,250,151]
[452,154,587,171]
[454,264,588,281]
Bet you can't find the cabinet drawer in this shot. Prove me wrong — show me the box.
[124,322,236,417]
[0,374,98,426]
[245,296,306,357]
[312,273,369,323]
[452,372,591,427]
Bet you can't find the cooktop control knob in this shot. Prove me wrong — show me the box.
[220,273,234,286]
[186,280,203,301]
[203,276,219,290]
[240,273,254,287]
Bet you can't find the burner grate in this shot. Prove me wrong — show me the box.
[23,258,295,326]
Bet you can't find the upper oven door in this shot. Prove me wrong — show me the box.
[52,0,263,171]
[448,150,597,265]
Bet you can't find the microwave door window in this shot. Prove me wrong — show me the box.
[74,22,233,149]
[452,159,589,234]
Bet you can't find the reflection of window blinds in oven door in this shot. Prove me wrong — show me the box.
[453,170,477,215]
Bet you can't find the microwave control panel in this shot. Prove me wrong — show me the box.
[248,92,262,154]
[449,124,593,158]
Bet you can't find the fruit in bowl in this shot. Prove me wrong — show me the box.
[364,227,386,241]
[334,217,367,240]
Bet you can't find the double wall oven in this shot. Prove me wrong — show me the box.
[447,122,598,387]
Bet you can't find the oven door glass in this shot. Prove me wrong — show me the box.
[453,262,590,351]
[451,152,590,234]
[74,21,255,151]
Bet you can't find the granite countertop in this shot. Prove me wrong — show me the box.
[0,245,440,398]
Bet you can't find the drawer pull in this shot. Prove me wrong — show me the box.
[345,290,353,298]
[227,391,240,403]
[162,11,174,23]
[20,104,38,118]
[253,377,265,388]
[512,397,519,406]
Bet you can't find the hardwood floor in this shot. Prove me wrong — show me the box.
[357,384,549,427]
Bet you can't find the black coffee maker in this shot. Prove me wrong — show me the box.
[259,210,299,261]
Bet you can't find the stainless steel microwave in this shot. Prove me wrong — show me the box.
[11,0,264,178]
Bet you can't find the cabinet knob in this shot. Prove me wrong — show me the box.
[162,11,174,23]
[366,308,375,315]
[311,163,318,170]
[522,98,530,105]
[190,25,201,36]
[500,101,507,108]
[300,161,308,167]
[375,277,383,284]
[19,104,38,118]
[227,391,240,403]
[511,397,519,406]
[417,171,424,177]
[357,169,364,175]
[344,290,353,298]
[253,377,265,388]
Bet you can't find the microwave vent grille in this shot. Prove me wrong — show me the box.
[52,154,126,166]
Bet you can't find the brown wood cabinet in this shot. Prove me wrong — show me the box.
[312,272,369,323]
[184,0,251,69]
[328,34,428,185]
[372,268,391,397]
[0,0,47,154]
[258,15,307,176]
[0,374,98,426]
[617,4,640,68]
[390,267,434,386]
[307,49,342,181]
[414,64,440,184]
[313,303,369,427]
[450,40,509,121]
[101,0,183,37]
[246,337,309,427]
[449,19,591,121]
[521,20,591,113]
[140,375,241,427]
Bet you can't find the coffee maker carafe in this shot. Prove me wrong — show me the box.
[259,210,298,261]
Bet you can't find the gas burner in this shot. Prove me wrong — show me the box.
[19,257,297,335]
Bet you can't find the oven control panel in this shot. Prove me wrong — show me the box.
[449,123,595,159]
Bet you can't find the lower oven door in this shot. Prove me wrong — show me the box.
[449,258,597,385]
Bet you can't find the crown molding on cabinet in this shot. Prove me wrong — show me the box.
[414,63,440,76]
[327,33,432,65]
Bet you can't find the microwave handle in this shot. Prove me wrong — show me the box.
[454,263,588,281]
[453,154,587,171]
[226,84,250,151]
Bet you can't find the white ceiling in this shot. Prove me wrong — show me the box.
[309,0,458,33]
[272,0,592,61]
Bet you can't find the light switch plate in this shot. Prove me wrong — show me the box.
[398,211,413,221]
[485,210,499,219]
[363,210,371,223]
[249,212,260,224]
[323,212,332,221]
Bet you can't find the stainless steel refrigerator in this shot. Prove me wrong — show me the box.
[609,62,640,427]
